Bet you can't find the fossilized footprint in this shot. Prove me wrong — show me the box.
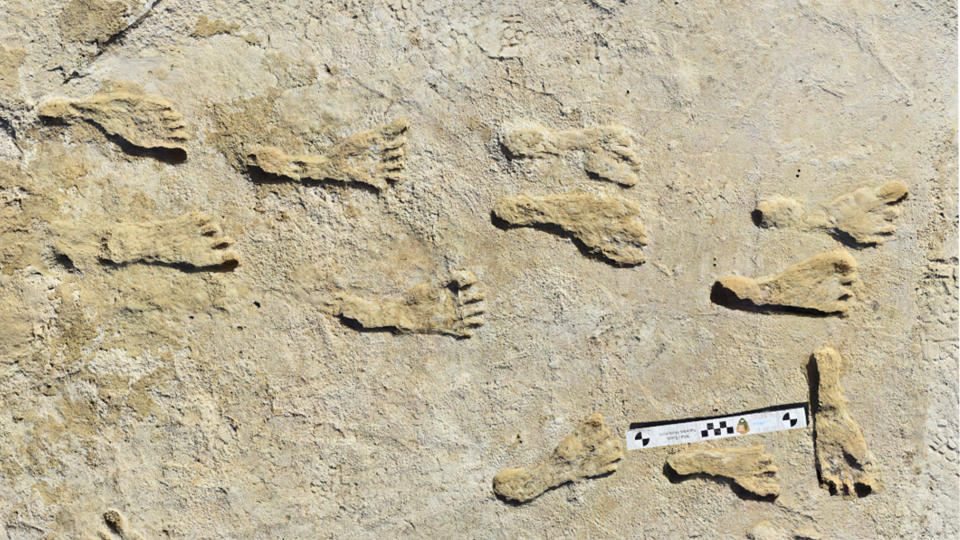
[755,182,909,246]
[92,509,144,540]
[54,212,239,270]
[809,346,881,498]
[493,412,623,503]
[332,269,485,338]
[667,445,780,498]
[712,249,858,315]
[246,119,408,190]
[38,85,189,156]
[501,122,642,187]
[493,191,648,265]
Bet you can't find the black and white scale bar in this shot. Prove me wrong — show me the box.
[625,402,809,450]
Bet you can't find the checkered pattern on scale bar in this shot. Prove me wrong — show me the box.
[701,420,734,438]
[782,411,799,427]
[633,431,650,447]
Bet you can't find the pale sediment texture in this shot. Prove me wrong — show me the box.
[0,0,956,538]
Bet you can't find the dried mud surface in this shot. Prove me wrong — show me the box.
[0,1,957,538]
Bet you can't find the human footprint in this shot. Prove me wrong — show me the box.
[246,119,408,190]
[101,212,238,269]
[493,191,648,265]
[667,445,780,499]
[39,84,189,156]
[92,509,144,540]
[493,413,624,503]
[809,346,881,498]
[501,122,642,187]
[54,212,239,271]
[712,249,858,315]
[755,182,909,246]
[333,269,485,338]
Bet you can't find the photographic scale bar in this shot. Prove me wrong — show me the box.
[626,402,809,450]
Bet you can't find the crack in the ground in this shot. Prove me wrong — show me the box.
[64,0,165,83]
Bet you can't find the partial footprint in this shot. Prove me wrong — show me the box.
[93,509,144,540]
[493,412,624,503]
[54,212,239,271]
[333,269,485,338]
[501,122,642,186]
[755,182,909,246]
[38,83,188,159]
[808,346,881,498]
[493,191,647,265]
[712,249,857,315]
[246,119,409,191]
[666,444,780,499]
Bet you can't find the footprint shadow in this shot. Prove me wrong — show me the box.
[709,281,840,318]
[498,139,522,161]
[98,258,239,273]
[40,117,187,164]
[245,164,381,195]
[336,314,400,335]
[103,130,187,164]
[826,229,887,250]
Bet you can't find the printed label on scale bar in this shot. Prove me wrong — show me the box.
[626,402,809,450]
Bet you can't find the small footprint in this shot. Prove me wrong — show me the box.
[712,249,857,315]
[501,122,642,187]
[666,444,780,499]
[92,509,144,540]
[808,346,882,498]
[493,191,648,266]
[468,13,526,59]
[39,83,189,160]
[246,118,408,191]
[493,413,623,503]
[333,269,485,338]
[754,181,909,246]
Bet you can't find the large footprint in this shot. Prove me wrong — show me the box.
[755,182,909,246]
[333,269,485,338]
[712,249,858,315]
[493,191,648,266]
[501,122,642,187]
[809,346,882,498]
[246,119,409,191]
